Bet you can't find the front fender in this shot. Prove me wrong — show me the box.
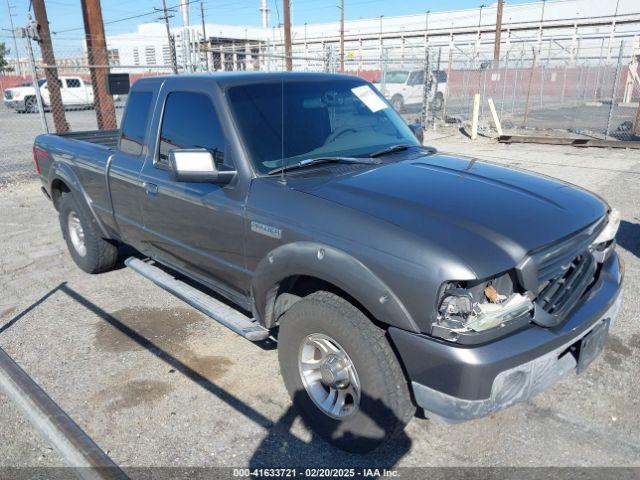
[251,242,419,332]
[50,161,111,239]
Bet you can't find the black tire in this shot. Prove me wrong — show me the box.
[58,192,119,274]
[278,291,415,453]
[390,95,405,113]
[24,96,38,113]
[431,93,444,112]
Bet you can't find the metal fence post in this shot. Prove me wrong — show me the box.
[512,52,523,114]
[480,68,488,118]
[380,48,388,94]
[605,40,625,139]
[561,63,568,105]
[500,51,509,118]
[20,26,48,133]
[421,46,432,127]
[539,64,544,107]
[523,48,537,128]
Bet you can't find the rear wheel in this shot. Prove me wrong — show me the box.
[278,291,415,453]
[58,192,119,273]
[24,96,38,113]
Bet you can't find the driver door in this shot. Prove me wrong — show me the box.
[139,88,248,297]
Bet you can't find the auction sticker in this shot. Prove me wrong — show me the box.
[351,85,388,112]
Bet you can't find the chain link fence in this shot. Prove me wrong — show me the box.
[1,31,639,185]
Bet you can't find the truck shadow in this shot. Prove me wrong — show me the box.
[0,282,66,335]
[617,220,640,259]
[249,390,411,468]
[59,285,412,466]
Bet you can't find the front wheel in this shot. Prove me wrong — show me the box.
[277,291,415,453]
[431,93,444,112]
[390,95,405,113]
[24,96,38,113]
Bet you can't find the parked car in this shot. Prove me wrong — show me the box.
[373,69,447,112]
[3,76,94,113]
[33,73,623,453]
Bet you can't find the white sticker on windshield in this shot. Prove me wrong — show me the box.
[351,85,388,113]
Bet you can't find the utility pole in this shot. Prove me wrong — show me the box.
[283,0,292,71]
[200,0,209,71]
[160,0,178,73]
[339,0,344,72]
[260,0,269,29]
[180,0,191,72]
[32,0,69,133]
[537,0,546,55]
[5,0,22,77]
[80,0,116,130]
[493,0,503,66]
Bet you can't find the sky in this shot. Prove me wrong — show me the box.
[2,0,535,54]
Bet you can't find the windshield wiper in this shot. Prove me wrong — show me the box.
[267,156,381,176]
[368,144,413,158]
[368,144,437,158]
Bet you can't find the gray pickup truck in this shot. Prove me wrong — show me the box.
[34,73,623,453]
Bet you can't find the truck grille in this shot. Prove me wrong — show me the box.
[4,91,12,100]
[536,252,597,319]
[530,218,605,323]
[532,218,603,284]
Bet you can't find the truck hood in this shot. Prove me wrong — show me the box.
[6,86,36,96]
[290,154,607,276]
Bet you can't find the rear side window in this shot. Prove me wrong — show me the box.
[119,91,153,156]
[157,91,226,167]
[66,78,81,88]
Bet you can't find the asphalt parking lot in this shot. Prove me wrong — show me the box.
[1,104,640,472]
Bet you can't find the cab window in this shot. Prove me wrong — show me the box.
[157,91,226,168]
[119,91,154,156]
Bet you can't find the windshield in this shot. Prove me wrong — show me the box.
[384,71,409,84]
[17,80,45,87]
[228,77,418,174]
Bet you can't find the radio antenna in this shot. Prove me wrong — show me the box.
[274,0,286,184]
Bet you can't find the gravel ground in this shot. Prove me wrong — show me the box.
[0,106,639,473]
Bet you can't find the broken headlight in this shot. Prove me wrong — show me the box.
[435,272,534,341]
[590,208,620,263]
[593,208,620,245]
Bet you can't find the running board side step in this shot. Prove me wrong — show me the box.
[125,257,270,342]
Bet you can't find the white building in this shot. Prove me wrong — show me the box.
[104,0,640,72]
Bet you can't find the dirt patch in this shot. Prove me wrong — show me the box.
[0,308,16,322]
[606,335,633,357]
[603,335,634,368]
[628,333,640,349]
[93,306,233,382]
[102,379,174,412]
[94,307,205,353]
[179,353,233,381]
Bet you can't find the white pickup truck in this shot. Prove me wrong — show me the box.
[373,69,447,113]
[3,76,95,113]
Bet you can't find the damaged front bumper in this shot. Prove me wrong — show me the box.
[389,252,623,423]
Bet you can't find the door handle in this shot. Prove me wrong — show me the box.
[142,181,158,196]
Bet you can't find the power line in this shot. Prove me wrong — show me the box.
[51,0,202,35]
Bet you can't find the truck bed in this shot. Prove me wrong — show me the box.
[56,129,119,150]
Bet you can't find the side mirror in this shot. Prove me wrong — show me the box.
[408,119,424,144]
[168,149,235,184]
